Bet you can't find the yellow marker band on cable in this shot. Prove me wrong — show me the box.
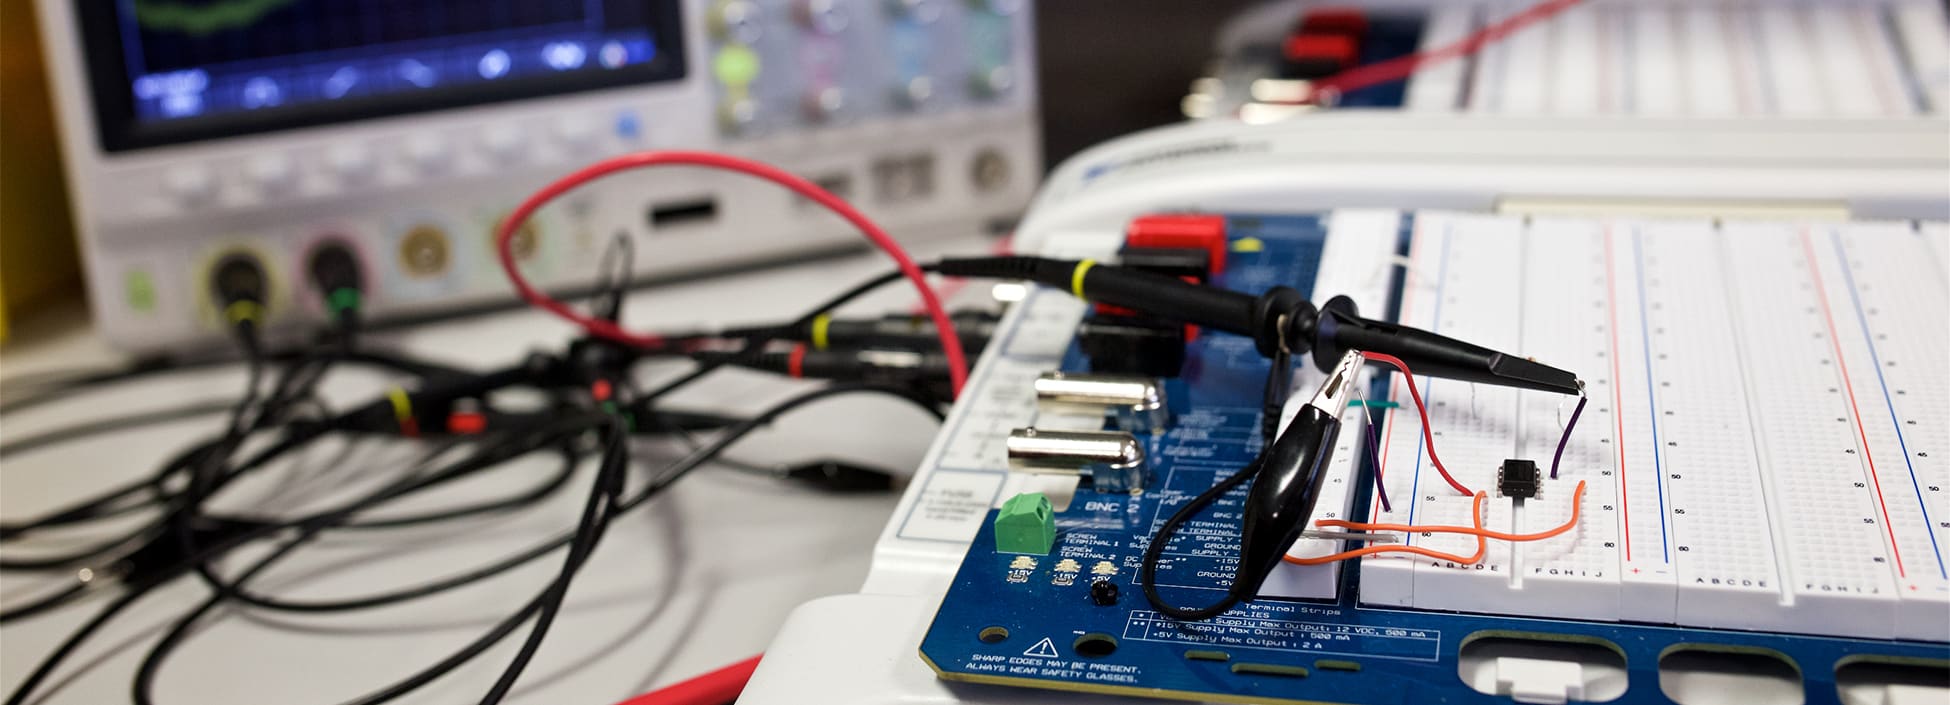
[810,314,832,350]
[1071,259,1097,299]
[386,388,413,424]
[223,300,263,325]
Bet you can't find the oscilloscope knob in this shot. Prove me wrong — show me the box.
[711,1,765,44]
[796,0,849,34]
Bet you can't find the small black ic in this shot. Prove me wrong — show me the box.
[1497,459,1540,499]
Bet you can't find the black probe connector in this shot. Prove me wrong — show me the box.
[699,347,958,402]
[307,241,366,330]
[720,311,999,353]
[209,253,271,341]
[936,256,1582,395]
[331,364,536,435]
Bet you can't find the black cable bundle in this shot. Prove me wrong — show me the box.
[0,262,951,705]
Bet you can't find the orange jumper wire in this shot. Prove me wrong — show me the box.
[1285,481,1587,566]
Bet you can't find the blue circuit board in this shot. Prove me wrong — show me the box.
[917,214,1947,705]
[1336,15,1425,109]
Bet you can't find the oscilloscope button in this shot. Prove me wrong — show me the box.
[972,65,1015,98]
[480,124,526,162]
[405,133,452,173]
[553,116,599,150]
[246,153,297,194]
[613,110,644,142]
[325,142,375,182]
[162,164,218,206]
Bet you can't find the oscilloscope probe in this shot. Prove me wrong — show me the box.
[934,256,1584,396]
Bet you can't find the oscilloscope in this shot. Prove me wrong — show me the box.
[32,0,1038,350]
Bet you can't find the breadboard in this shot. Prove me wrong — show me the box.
[1407,1,1950,118]
[1361,212,1950,641]
[915,210,1946,705]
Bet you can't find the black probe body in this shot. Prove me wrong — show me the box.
[935,256,1581,396]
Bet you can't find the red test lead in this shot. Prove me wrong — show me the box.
[493,151,969,396]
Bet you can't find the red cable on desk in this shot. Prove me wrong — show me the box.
[609,655,762,705]
[493,151,968,396]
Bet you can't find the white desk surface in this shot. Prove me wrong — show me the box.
[0,235,991,705]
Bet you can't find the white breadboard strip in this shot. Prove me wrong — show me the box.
[1638,221,1782,630]
[1403,4,1475,111]
[1360,213,1527,614]
[1511,217,1625,622]
[1360,213,1950,641]
[1266,210,1402,600]
[1794,222,1950,640]
[1452,1,1943,117]
[1894,2,1950,111]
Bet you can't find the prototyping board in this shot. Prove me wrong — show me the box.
[1364,213,1950,640]
[1195,1,1950,121]
[1418,0,1948,117]
[916,211,1950,704]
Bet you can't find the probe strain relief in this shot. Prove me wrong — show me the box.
[744,350,791,371]
[1307,296,1362,374]
[310,255,364,300]
[1250,287,1307,358]
[1285,301,1319,360]
[725,350,794,373]
[720,323,800,341]
[232,318,261,348]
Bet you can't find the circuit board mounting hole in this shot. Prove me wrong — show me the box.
[1458,633,1628,702]
[1660,646,1803,705]
[1835,657,1950,705]
[1073,633,1118,658]
[978,626,1009,644]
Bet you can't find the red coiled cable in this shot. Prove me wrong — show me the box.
[493,151,968,396]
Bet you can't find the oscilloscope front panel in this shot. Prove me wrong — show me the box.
[34,0,1039,350]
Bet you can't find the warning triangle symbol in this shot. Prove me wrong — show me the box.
[1022,637,1060,658]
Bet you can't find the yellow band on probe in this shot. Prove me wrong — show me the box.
[810,314,832,350]
[223,300,263,326]
[1070,259,1097,299]
[386,387,413,424]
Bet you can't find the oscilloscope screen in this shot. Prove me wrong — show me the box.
[75,0,686,151]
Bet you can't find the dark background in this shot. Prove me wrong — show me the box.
[1033,0,1260,170]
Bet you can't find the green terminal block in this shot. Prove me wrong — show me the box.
[994,492,1056,555]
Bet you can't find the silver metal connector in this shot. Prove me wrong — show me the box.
[1005,427,1149,493]
[1034,371,1171,434]
[1307,350,1366,418]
